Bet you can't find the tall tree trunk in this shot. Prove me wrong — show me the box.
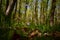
[0,0,2,26]
[25,0,28,24]
[0,0,2,8]
[45,0,49,25]
[5,0,17,27]
[35,0,38,25]
[19,0,21,17]
[6,0,9,11]
[50,0,56,26]
[0,0,2,11]
[5,0,17,16]
[40,0,45,24]
[56,0,60,24]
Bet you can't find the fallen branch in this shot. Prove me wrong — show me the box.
[28,29,60,38]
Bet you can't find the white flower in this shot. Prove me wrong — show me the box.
[27,22,30,26]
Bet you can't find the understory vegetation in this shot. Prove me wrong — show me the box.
[0,0,60,40]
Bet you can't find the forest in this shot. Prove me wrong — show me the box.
[0,0,60,40]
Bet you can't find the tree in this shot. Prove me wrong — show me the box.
[50,0,56,26]
[6,0,9,11]
[5,0,17,15]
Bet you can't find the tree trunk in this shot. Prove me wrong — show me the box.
[5,0,17,16]
[6,0,9,11]
[50,0,56,26]
[35,0,38,25]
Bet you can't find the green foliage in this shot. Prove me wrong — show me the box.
[0,0,60,40]
[52,24,60,32]
[0,28,10,40]
[7,30,14,40]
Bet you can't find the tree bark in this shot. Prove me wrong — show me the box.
[6,0,9,11]
[5,0,17,16]
[0,0,2,10]
[35,0,38,25]
[50,0,56,26]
